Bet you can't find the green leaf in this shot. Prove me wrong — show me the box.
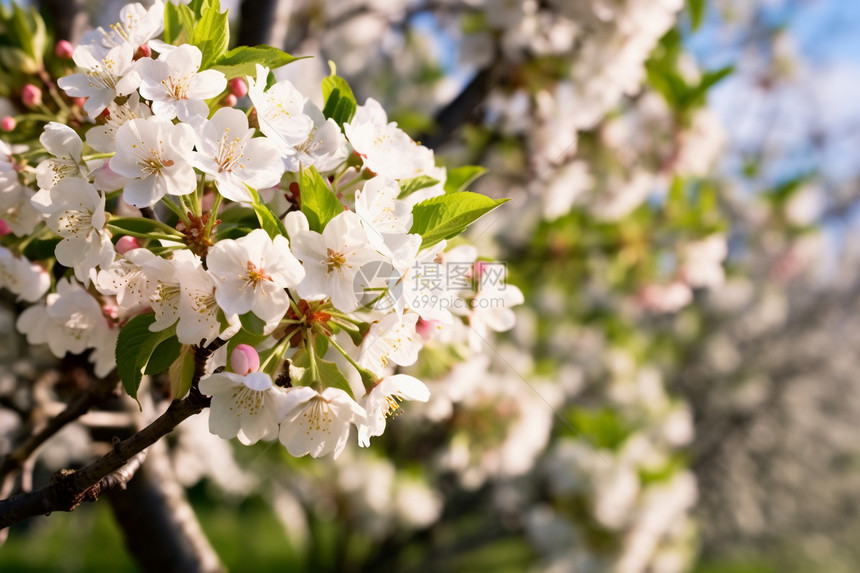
[321,64,357,127]
[215,222,255,240]
[116,314,177,406]
[188,0,208,18]
[225,325,269,360]
[686,66,733,106]
[22,236,61,261]
[211,45,306,80]
[399,176,439,199]
[290,349,354,397]
[145,336,182,375]
[169,345,196,399]
[443,166,487,194]
[239,312,267,336]
[163,2,195,44]
[192,0,229,70]
[9,5,43,70]
[686,0,706,30]
[567,407,633,451]
[410,192,508,248]
[0,46,37,75]
[245,186,288,239]
[299,166,343,233]
[343,321,370,347]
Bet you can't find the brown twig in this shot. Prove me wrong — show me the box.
[0,343,220,529]
[0,373,118,486]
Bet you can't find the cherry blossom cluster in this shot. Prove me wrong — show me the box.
[0,0,520,459]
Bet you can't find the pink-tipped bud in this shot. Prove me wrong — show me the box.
[0,117,15,132]
[228,77,248,99]
[134,43,151,60]
[72,97,87,109]
[21,84,42,108]
[416,318,441,341]
[116,235,139,254]
[220,94,237,108]
[102,299,120,321]
[231,344,260,375]
[0,219,11,236]
[54,40,74,59]
[473,261,489,278]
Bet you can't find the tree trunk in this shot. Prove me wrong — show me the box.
[107,441,225,573]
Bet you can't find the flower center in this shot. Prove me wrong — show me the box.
[57,209,94,239]
[245,261,273,288]
[231,386,265,416]
[324,248,349,276]
[134,143,175,177]
[384,394,403,418]
[86,57,119,90]
[161,74,192,100]
[301,396,334,431]
[295,127,321,155]
[215,130,245,173]
[65,311,92,339]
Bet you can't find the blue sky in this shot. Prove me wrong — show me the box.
[689,0,860,184]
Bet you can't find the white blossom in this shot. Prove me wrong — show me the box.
[86,94,153,154]
[109,116,197,207]
[95,244,156,309]
[278,386,365,458]
[282,101,349,173]
[200,371,288,445]
[57,43,140,120]
[16,278,116,376]
[354,175,413,253]
[138,44,227,123]
[34,123,87,191]
[191,107,284,203]
[36,178,114,282]
[206,228,304,323]
[247,65,314,154]
[344,98,443,184]
[358,312,423,375]
[356,374,429,447]
[287,210,383,312]
[0,247,50,302]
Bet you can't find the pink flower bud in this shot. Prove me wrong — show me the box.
[228,77,248,99]
[72,97,87,109]
[416,318,440,340]
[220,94,237,108]
[231,344,260,375]
[54,40,74,59]
[21,84,42,108]
[116,235,139,254]
[0,117,15,132]
[473,261,489,278]
[134,43,151,60]
[0,219,11,236]
[102,299,119,321]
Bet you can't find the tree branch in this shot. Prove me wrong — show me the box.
[0,373,118,486]
[0,344,219,530]
[419,61,503,151]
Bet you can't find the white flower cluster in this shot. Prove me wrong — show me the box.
[0,0,521,459]
[525,350,699,573]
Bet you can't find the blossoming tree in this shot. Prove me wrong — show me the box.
[0,1,523,566]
